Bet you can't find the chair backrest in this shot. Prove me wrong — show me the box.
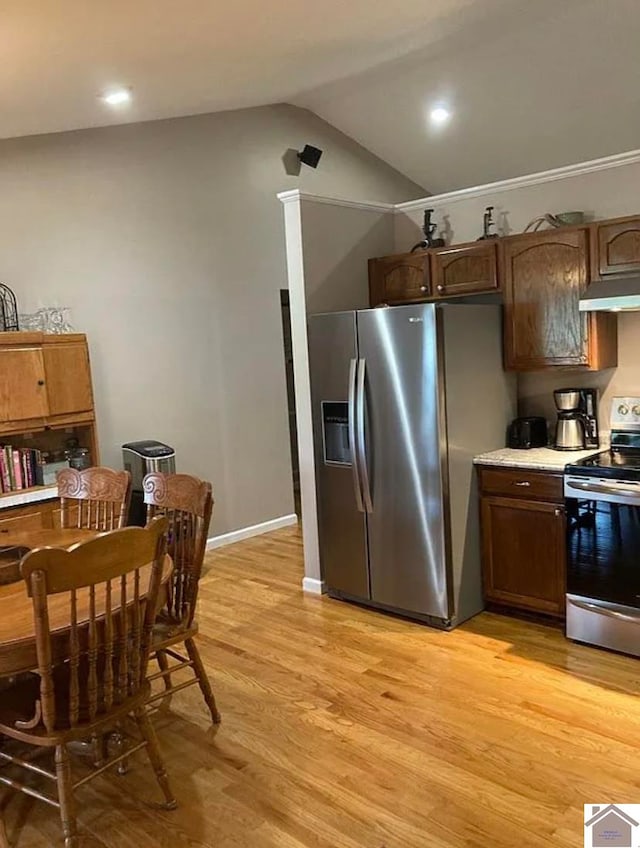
[143,472,213,627]
[20,516,168,735]
[57,467,132,531]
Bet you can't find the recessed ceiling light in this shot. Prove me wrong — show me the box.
[100,88,132,106]
[430,106,451,126]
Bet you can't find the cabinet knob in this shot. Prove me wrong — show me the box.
[420,285,428,293]
[437,285,445,293]
[513,481,531,487]
[37,380,45,386]
[554,507,564,517]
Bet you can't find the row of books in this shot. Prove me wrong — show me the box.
[0,446,45,493]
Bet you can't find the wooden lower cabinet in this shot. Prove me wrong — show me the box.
[478,467,566,618]
[0,499,58,533]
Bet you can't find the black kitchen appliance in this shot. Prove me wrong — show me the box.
[564,396,640,656]
[553,388,599,450]
[507,416,547,449]
[122,440,176,526]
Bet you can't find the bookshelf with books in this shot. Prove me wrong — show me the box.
[0,331,99,531]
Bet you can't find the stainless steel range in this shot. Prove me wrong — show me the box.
[564,396,640,656]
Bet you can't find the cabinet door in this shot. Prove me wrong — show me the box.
[481,495,566,616]
[0,347,48,422]
[503,228,589,369]
[431,241,499,298]
[593,216,640,278]
[43,342,93,415]
[369,252,430,306]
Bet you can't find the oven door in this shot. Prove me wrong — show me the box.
[565,475,640,655]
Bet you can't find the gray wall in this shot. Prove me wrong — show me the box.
[0,103,423,535]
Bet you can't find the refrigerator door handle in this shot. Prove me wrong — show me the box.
[348,358,365,513]
[356,358,374,514]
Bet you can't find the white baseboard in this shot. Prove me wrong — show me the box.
[302,576,326,595]
[206,513,298,550]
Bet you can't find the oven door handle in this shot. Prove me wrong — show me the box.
[569,597,640,625]
[565,479,640,499]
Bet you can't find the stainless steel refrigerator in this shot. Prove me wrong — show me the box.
[308,302,515,629]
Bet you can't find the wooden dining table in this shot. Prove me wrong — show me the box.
[0,527,172,678]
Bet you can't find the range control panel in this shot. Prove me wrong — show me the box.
[610,396,640,431]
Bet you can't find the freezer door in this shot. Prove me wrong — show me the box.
[356,304,450,619]
[308,311,370,599]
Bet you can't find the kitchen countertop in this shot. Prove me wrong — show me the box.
[473,446,605,472]
[0,485,58,510]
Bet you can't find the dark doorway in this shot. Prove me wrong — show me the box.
[280,290,301,517]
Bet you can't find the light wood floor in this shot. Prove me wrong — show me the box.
[9,525,640,847]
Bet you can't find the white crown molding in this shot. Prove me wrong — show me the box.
[277,188,394,214]
[394,149,640,213]
[206,513,298,550]
[279,150,640,216]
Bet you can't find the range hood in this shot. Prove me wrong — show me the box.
[580,276,640,311]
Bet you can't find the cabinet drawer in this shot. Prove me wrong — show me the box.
[51,504,80,529]
[0,500,57,533]
[0,510,43,533]
[477,467,563,501]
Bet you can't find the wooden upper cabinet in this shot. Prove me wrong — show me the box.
[430,241,499,298]
[592,215,640,279]
[42,340,94,416]
[368,251,430,306]
[0,333,96,431]
[502,227,617,371]
[0,346,48,423]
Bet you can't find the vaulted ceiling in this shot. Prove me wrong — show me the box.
[4,0,640,193]
[297,0,640,192]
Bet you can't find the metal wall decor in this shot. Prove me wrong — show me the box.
[0,284,19,331]
[411,208,445,252]
[477,206,499,240]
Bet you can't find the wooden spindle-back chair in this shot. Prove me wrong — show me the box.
[143,472,220,722]
[0,517,176,848]
[57,467,132,531]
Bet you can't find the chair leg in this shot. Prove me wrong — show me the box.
[134,708,177,811]
[185,637,221,724]
[0,813,9,848]
[92,731,109,768]
[110,723,130,776]
[55,745,79,848]
[156,651,172,691]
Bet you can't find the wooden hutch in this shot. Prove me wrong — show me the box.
[0,331,98,531]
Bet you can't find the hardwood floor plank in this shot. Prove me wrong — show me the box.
[7,525,640,847]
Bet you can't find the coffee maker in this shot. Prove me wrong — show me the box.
[553,388,599,450]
